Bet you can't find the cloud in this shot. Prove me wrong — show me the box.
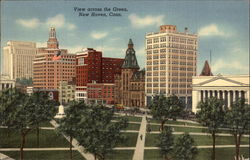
[16,18,41,28]
[198,24,225,36]
[16,14,76,30]
[128,13,165,28]
[46,14,65,28]
[212,59,249,74]
[90,31,108,39]
[67,23,76,30]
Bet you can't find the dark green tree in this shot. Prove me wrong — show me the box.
[196,97,225,160]
[225,98,250,160]
[157,126,174,160]
[77,105,128,160]
[148,94,184,131]
[56,101,86,160]
[0,88,25,139]
[29,91,58,147]
[173,133,198,160]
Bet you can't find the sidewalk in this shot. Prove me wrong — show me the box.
[132,116,147,160]
[50,120,95,160]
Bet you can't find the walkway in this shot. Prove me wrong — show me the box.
[132,116,147,160]
[0,153,14,160]
[50,120,95,160]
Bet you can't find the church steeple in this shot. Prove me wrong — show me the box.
[200,60,213,76]
[122,39,139,69]
[47,27,59,49]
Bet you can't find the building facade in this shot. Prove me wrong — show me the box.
[145,25,198,108]
[2,41,36,80]
[87,82,115,105]
[58,81,76,104]
[114,39,145,108]
[192,74,250,113]
[33,27,76,90]
[75,48,123,101]
[0,75,15,91]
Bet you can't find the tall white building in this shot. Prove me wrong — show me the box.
[2,41,36,80]
[145,25,198,108]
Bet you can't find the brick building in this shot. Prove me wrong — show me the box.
[33,27,76,90]
[87,82,115,105]
[75,48,124,102]
[114,39,145,108]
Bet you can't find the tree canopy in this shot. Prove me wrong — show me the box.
[148,94,184,130]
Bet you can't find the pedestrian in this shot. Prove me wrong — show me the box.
[140,134,143,140]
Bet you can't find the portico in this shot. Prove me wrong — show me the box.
[192,75,249,113]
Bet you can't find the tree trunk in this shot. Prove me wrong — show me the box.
[70,136,73,160]
[36,125,40,147]
[161,120,165,131]
[20,133,26,160]
[94,154,96,160]
[212,132,216,160]
[234,134,238,160]
[235,134,241,160]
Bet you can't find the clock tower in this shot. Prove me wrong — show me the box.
[47,27,59,49]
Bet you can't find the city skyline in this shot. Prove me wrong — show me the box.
[1,1,249,75]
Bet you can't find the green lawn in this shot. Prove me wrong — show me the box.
[117,133,138,147]
[144,148,250,160]
[106,150,134,160]
[113,116,142,122]
[145,133,250,147]
[149,119,201,126]
[0,128,70,148]
[126,123,141,130]
[1,151,84,160]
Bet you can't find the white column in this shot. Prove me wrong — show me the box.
[222,91,225,100]
[246,91,250,104]
[212,90,215,97]
[232,90,236,103]
[228,91,231,108]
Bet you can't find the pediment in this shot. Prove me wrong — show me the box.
[195,76,247,87]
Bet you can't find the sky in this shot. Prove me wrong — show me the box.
[1,0,249,75]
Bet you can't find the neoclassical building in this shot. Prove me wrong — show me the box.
[114,39,145,108]
[192,62,249,113]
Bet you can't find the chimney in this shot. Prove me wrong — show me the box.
[185,27,188,33]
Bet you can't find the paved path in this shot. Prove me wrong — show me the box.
[50,120,95,160]
[149,131,250,137]
[0,148,78,151]
[132,116,147,160]
[0,153,14,160]
[143,145,250,150]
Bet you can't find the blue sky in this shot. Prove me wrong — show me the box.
[1,0,249,75]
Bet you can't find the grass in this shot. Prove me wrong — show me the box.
[149,119,201,126]
[0,128,70,148]
[145,133,250,147]
[113,116,142,122]
[117,133,138,147]
[126,123,141,130]
[1,151,84,160]
[106,150,134,160]
[144,148,250,160]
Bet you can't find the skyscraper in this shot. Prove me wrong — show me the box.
[2,41,36,79]
[33,27,76,90]
[145,25,198,108]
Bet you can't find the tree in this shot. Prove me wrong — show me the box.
[173,133,198,160]
[0,88,58,160]
[157,126,174,160]
[56,101,86,160]
[148,94,184,131]
[0,88,25,140]
[29,91,58,147]
[225,98,250,160]
[77,105,128,160]
[196,97,225,160]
